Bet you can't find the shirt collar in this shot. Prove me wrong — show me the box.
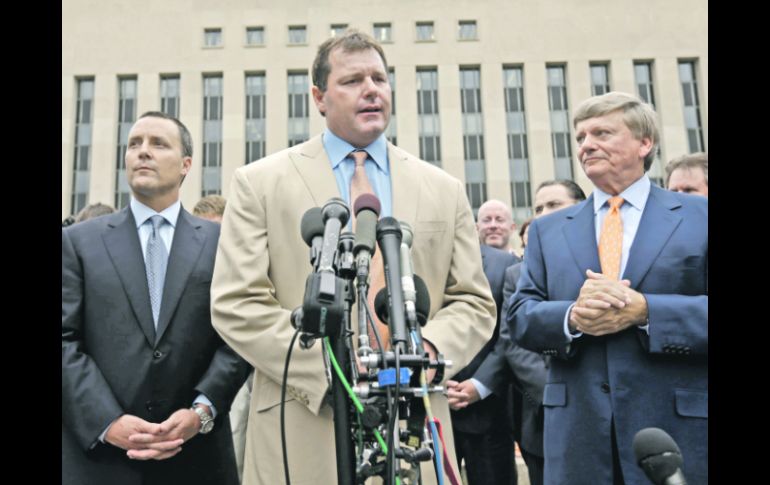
[593,174,651,214]
[323,128,389,174]
[131,197,181,228]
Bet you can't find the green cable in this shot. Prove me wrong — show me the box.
[323,337,388,453]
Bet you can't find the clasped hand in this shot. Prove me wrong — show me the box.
[105,407,202,461]
[569,269,647,336]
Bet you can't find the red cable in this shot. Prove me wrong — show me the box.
[433,418,461,485]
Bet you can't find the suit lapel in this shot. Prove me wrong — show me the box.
[389,143,419,225]
[562,196,601,276]
[154,209,205,344]
[102,208,156,346]
[622,186,683,287]
[289,134,342,206]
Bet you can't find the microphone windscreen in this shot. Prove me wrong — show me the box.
[412,274,431,327]
[374,288,389,325]
[322,197,350,226]
[354,193,381,218]
[300,207,324,247]
[633,427,682,463]
[376,217,402,243]
[354,207,379,255]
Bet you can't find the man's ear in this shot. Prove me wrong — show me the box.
[311,85,326,117]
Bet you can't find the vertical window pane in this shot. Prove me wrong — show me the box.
[547,65,573,180]
[461,67,486,212]
[114,77,136,208]
[287,72,309,146]
[202,75,223,196]
[245,73,266,163]
[417,68,441,167]
[72,78,94,215]
[590,63,610,96]
[679,60,705,152]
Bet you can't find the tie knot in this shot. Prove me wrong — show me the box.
[149,215,165,231]
[608,196,624,210]
[350,150,368,167]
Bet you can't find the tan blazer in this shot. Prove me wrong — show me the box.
[211,134,496,485]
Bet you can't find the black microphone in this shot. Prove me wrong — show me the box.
[376,217,407,348]
[633,427,688,485]
[300,207,325,270]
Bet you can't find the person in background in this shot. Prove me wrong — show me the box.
[665,152,708,197]
[75,202,116,223]
[192,194,227,223]
[476,199,518,255]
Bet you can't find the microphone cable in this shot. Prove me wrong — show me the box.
[280,327,302,485]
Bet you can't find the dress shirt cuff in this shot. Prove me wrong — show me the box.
[637,323,650,335]
[193,394,217,418]
[95,422,113,447]
[564,303,583,341]
[470,378,492,400]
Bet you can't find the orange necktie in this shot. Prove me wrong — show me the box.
[349,150,390,350]
[598,196,624,280]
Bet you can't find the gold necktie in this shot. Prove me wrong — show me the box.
[598,196,624,280]
[349,150,389,350]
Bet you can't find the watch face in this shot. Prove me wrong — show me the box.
[200,418,214,434]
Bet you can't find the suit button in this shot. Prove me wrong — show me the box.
[153,350,163,359]
[600,382,610,393]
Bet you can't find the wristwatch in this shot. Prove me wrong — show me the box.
[191,405,214,434]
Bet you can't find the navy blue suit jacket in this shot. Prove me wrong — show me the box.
[450,244,519,433]
[509,186,707,485]
[62,208,250,485]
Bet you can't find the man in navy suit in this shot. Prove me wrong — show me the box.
[447,199,520,484]
[62,111,250,485]
[509,92,707,485]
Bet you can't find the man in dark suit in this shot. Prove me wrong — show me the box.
[446,199,520,485]
[62,111,250,485]
[450,180,587,485]
[511,92,707,484]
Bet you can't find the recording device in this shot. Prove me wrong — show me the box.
[633,427,688,485]
[353,194,381,356]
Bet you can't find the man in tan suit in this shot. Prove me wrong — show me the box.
[211,29,495,485]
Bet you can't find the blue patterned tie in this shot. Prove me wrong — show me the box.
[145,215,168,328]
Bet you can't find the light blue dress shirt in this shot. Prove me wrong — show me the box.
[564,174,651,341]
[322,128,392,227]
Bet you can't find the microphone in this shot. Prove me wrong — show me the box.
[318,198,350,275]
[353,194,381,283]
[299,198,350,338]
[376,217,407,348]
[300,207,325,270]
[398,221,418,328]
[633,427,688,485]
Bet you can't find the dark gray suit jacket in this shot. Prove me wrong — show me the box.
[62,207,250,485]
[474,261,548,456]
[450,244,519,434]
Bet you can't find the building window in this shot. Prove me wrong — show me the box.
[373,23,392,43]
[417,68,441,167]
[634,61,664,186]
[246,26,265,46]
[245,73,266,164]
[634,61,656,107]
[288,25,307,45]
[460,67,486,214]
[503,66,532,222]
[71,78,94,215]
[547,65,574,180]
[679,60,705,153]
[160,75,180,118]
[590,62,611,96]
[202,75,223,196]
[416,21,435,41]
[204,28,222,47]
[330,24,348,37]
[114,77,137,209]
[385,69,397,146]
[287,72,309,147]
[458,20,477,40]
